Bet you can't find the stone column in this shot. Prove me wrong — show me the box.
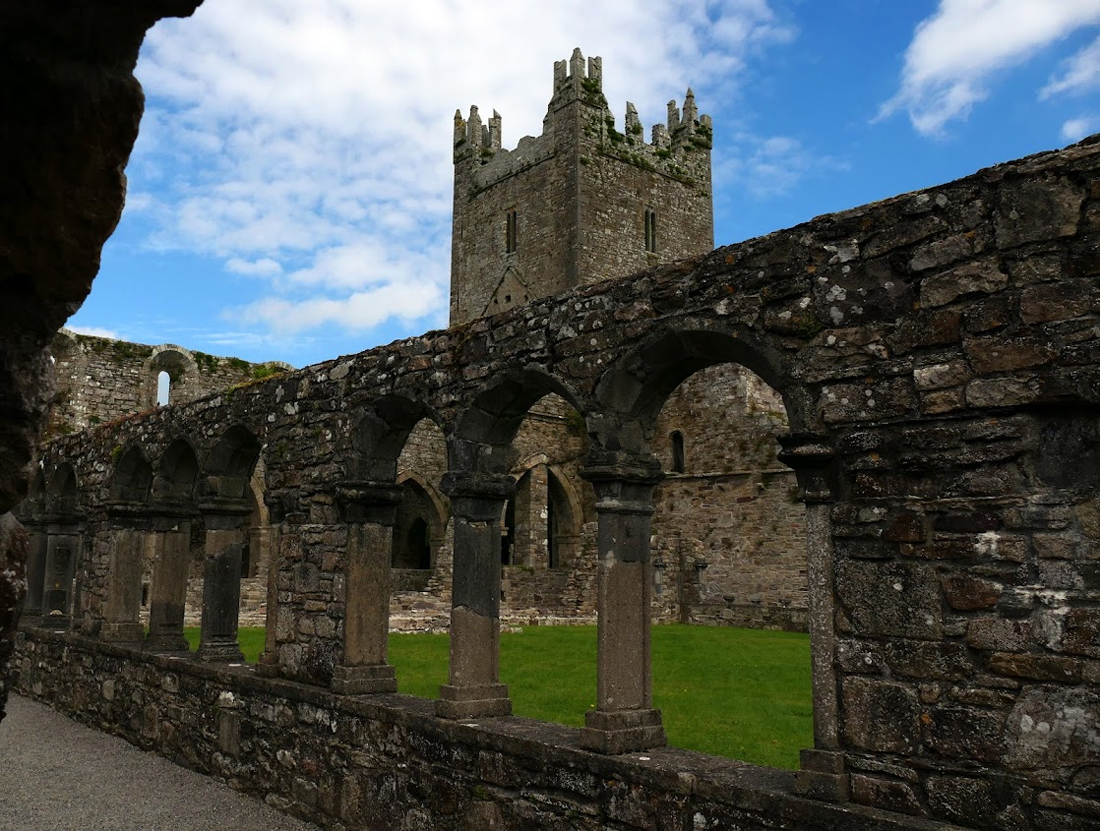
[331,482,401,694]
[22,520,47,618]
[256,493,285,677]
[40,525,80,629]
[196,500,250,662]
[437,471,513,719]
[777,433,847,803]
[100,507,146,643]
[580,454,666,754]
[145,514,193,653]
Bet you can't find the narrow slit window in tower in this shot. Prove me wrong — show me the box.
[645,207,658,253]
[505,208,517,253]
[671,430,685,473]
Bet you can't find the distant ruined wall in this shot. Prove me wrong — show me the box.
[47,328,289,438]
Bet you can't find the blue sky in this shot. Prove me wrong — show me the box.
[68,0,1100,369]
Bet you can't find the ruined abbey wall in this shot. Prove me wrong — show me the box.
[47,328,289,438]
[16,135,1100,829]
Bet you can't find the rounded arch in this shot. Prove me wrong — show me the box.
[205,425,262,500]
[45,462,79,512]
[154,438,200,504]
[594,326,810,448]
[109,446,153,504]
[452,367,590,474]
[144,345,198,408]
[350,394,440,482]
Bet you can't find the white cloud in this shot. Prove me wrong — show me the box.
[1061,115,1100,140]
[1041,34,1100,97]
[129,0,793,342]
[226,257,283,277]
[65,325,123,340]
[882,0,1100,136]
[716,133,847,199]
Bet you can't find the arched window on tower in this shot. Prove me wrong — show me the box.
[671,430,685,473]
[156,371,171,406]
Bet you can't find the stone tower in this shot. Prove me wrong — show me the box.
[450,48,714,325]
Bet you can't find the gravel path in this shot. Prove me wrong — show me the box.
[0,695,322,831]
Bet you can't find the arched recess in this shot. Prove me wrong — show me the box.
[546,464,582,568]
[32,462,80,622]
[144,345,198,409]
[155,439,199,503]
[110,446,153,504]
[206,425,262,500]
[595,325,837,768]
[350,395,441,482]
[47,461,79,515]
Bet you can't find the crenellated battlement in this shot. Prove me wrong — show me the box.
[454,48,711,186]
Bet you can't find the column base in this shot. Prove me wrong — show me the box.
[796,749,849,803]
[255,651,280,678]
[581,708,666,755]
[100,622,144,643]
[332,663,398,695]
[436,683,512,719]
[196,638,245,663]
[146,632,190,653]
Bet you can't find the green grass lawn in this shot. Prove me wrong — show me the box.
[187,624,811,769]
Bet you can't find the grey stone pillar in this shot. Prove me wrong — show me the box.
[777,433,847,803]
[145,514,193,653]
[331,482,401,695]
[22,521,47,618]
[196,501,250,662]
[436,471,513,719]
[40,526,79,629]
[100,508,146,643]
[580,454,666,754]
[256,492,285,677]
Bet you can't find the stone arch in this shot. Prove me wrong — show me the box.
[46,461,79,514]
[109,446,152,504]
[144,345,198,409]
[154,438,199,504]
[597,324,840,763]
[452,368,589,475]
[350,394,441,482]
[205,425,262,500]
[594,326,808,447]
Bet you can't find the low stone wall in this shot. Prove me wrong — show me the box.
[14,625,960,831]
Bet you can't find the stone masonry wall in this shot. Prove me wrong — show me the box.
[19,136,1100,829]
[16,627,967,831]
